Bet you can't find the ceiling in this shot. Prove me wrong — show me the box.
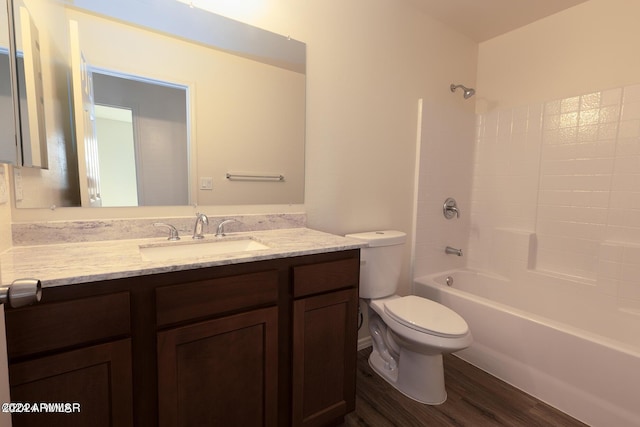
[407,0,589,42]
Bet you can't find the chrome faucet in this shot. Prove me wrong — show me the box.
[192,213,209,239]
[445,246,463,256]
[215,219,238,237]
[154,222,180,241]
[443,198,460,219]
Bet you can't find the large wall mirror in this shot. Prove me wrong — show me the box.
[2,0,306,208]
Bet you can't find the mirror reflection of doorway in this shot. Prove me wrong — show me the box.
[92,72,190,207]
[94,105,138,207]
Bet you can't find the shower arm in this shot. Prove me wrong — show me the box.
[450,83,475,99]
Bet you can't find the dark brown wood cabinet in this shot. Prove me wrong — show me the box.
[292,259,359,427]
[9,339,134,427]
[157,307,278,427]
[155,269,280,427]
[292,289,358,427]
[4,249,359,427]
[5,292,134,427]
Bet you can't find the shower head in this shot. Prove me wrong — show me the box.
[450,84,475,99]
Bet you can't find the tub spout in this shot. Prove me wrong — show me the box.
[445,246,463,256]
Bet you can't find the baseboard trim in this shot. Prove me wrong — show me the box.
[358,336,372,351]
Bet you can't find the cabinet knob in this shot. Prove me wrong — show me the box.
[0,279,42,308]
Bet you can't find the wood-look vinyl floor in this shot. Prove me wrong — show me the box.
[343,348,588,427]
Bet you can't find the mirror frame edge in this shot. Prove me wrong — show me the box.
[4,0,22,166]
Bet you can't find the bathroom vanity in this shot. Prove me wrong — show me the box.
[0,228,362,427]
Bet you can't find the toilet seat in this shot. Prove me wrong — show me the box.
[384,295,468,338]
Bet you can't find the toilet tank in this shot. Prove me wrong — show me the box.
[345,230,406,299]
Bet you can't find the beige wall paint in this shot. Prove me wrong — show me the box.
[294,0,477,237]
[241,0,478,294]
[477,0,640,112]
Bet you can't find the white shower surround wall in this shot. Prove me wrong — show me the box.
[413,83,640,426]
[469,83,640,312]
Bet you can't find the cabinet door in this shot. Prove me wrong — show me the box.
[9,339,133,427]
[292,289,358,427]
[157,307,278,427]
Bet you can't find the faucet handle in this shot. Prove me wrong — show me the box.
[154,223,180,241]
[215,219,239,237]
[443,198,460,219]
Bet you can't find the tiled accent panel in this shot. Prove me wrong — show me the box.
[413,101,475,278]
[469,83,640,307]
[535,89,622,280]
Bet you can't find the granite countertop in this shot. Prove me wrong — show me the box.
[0,228,365,288]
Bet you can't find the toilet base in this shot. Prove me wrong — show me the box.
[368,347,447,405]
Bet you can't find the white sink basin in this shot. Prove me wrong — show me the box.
[139,237,270,261]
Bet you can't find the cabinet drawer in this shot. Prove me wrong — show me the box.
[293,257,359,298]
[156,270,279,326]
[6,292,131,359]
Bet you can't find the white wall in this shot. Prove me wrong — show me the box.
[271,0,477,294]
[185,0,478,292]
[298,0,477,243]
[476,0,640,112]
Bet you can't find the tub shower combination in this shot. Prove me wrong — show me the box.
[410,83,640,426]
[414,269,640,427]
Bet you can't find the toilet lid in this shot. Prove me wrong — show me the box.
[384,295,469,338]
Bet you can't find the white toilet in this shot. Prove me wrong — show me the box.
[346,230,472,405]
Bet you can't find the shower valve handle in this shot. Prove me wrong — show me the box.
[443,198,460,219]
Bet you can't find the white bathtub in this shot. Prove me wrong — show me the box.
[414,269,640,427]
